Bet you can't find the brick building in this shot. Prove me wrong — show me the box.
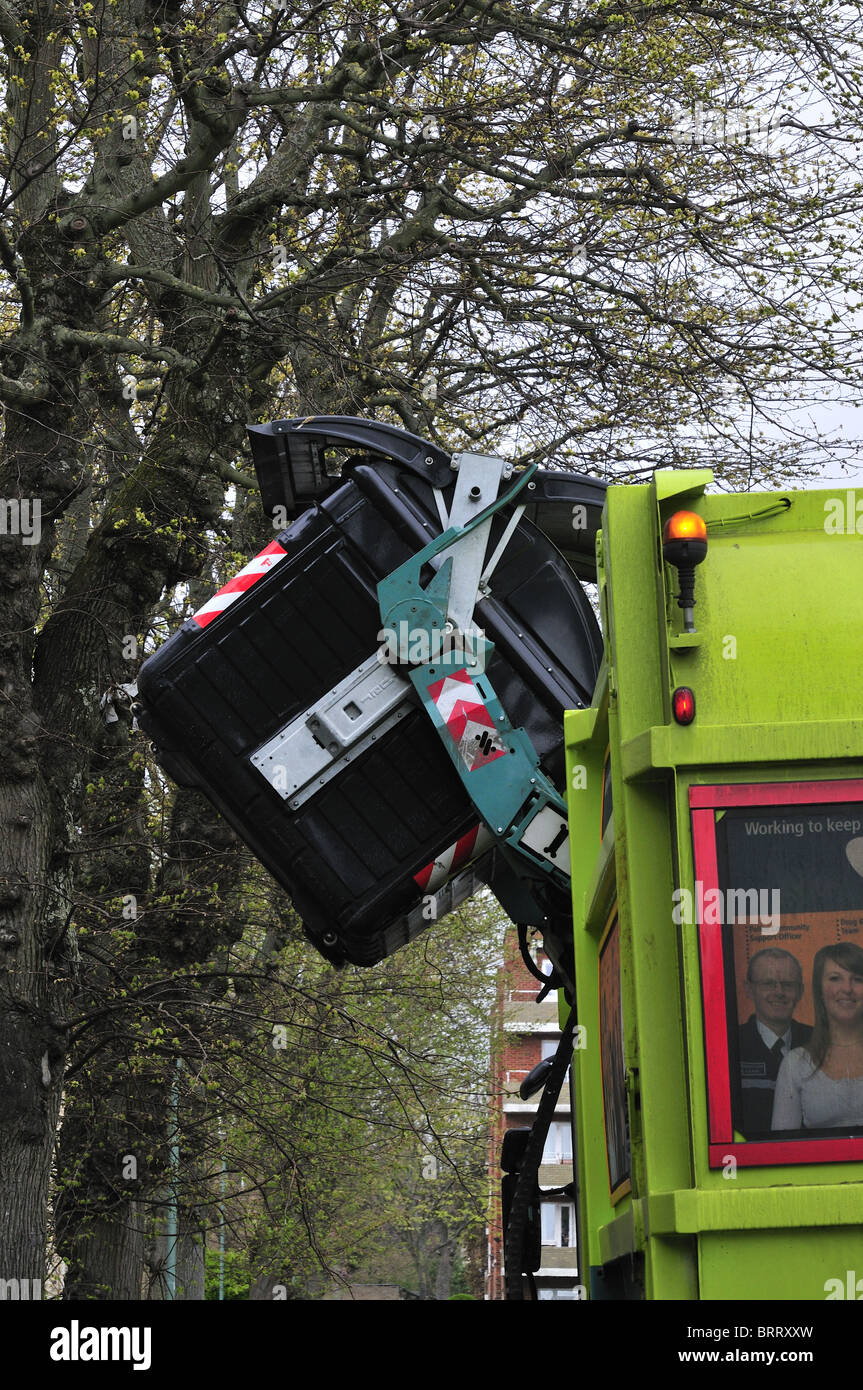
[486,929,580,1300]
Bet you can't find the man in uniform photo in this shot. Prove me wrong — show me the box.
[737,947,812,1135]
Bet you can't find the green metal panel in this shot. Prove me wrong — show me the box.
[565,472,863,1300]
[698,1231,863,1301]
[565,700,624,1288]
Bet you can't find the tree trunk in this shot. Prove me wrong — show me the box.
[144,1211,205,1300]
[60,1207,144,1301]
[434,1231,453,1301]
[0,1117,60,1293]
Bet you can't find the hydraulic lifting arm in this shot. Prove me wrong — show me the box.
[376,451,573,898]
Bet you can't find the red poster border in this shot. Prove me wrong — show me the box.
[690,779,863,1169]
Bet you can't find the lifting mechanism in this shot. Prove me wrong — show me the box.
[138,415,605,981]
[137,415,607,1299]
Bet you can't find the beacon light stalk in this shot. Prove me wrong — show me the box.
[662,510,708,633]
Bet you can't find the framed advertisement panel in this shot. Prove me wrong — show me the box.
[691,780,863,1168]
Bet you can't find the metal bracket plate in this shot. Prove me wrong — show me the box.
[409,647,571,888]
[444,452,507,631]
[250,654,412,807]
[515,803,571,875]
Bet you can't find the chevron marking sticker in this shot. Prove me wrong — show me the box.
[426,668,507,772]
[192,540,287,629]
[413,824,494,892]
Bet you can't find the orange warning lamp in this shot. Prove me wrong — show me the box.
[662,510,708,632]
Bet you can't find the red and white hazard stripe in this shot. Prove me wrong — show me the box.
[413,824,494,893]
[426,667,506,772]
[191,540,287,629]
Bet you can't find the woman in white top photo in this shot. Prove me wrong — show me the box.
[771,941,863,1131]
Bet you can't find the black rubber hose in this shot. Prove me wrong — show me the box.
[503,1006,577,1300]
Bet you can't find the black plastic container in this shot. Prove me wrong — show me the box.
[137,437,604,966]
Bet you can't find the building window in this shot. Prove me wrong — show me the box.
[541,1037,558,1061]
[542,1120,573,1164]
[540,1202,576,1247]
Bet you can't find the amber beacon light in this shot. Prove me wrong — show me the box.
[662,510,708,633]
